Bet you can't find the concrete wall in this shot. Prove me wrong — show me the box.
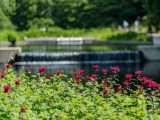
[138,45,160,61]
[152,34,160,46]
[0,47,22,63]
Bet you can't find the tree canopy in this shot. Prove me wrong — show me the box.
[0,0,159,31]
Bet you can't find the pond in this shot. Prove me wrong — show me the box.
[13,44,160,83]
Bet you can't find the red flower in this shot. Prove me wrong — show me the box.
[103,89,109,94]
[140,77,158,88]
[125,74,133,80]
[91,74,97,79]
[149,82,158,88]
[38,67,46,73]
[76,79,81,84]
[110,66,120,73]
[45,76,51,79]
[15,80,21,85]
[76,75,81,79]
[123,80,129,87]
[137,85,143,92]
[135,70,142,76]
[6,64,11,68]
[92,64,99,71]
[55,71,61,75]
[20,107,27,113]
[79,69,85,74]
[117,85,122,92]
[73,71,78,77]
[102,82,107,87]
[86,76,91,81]
[102,68,107,74]
[0,71,6,78]
[3,85,11,93]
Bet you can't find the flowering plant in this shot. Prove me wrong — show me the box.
[0,64,159,119]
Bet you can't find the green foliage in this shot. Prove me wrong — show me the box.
[108,31,152,41]
[0,0,15,29]
[0,0,159,31]
[0,10,15,29]
[7,32,17,43]
[52,0,145,28]
[0,27,151,42]
[144,0,160,31]
[12,0,53,30]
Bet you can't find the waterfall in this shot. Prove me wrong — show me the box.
[14,51,141,74]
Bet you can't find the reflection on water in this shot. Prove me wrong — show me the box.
[13,44,160,83]
[14,62,141,75]
[13,61,160,83]
[142,62,160,83]
[19,45,137,52]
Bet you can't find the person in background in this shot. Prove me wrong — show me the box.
[134,20,139,33]
[123,20,129,32]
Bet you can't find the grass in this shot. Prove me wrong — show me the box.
[0,27,152,42]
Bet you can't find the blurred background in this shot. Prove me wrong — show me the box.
[0,0,160,82]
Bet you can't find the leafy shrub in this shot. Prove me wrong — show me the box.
[108,31,152,41]
[7,32,17,46]
[0,64,159,119]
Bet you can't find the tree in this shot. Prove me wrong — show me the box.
[0,0,16,29]
[52,0,146,28]
[144,0,160,31]
[12,0,53,30]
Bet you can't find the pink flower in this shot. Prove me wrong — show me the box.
[102,82,107,87]
[125,74,133,80]
[102,68,107,74]
[6,64,11,68]
[117,85,122,92]
[86,76,91,81]
[123,80,129,87]
[137,85,143,92]
[92,64,99,72]
[110,66,120,73]
[20,107,27,113]
[103,89,109,94]
[38,67,46,73]
[73,72,78,77]
[79,69,85,74]
[76,75,81,79]
[55,71,61,75]
[15,80,21,85]
[45,76,51,79]
[135,70,142,76]
[91,74,97,79]
[149,82,158,88]
[140,77,158,88]
[3,85,11,93]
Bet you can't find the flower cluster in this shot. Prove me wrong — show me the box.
[38,67,46,73]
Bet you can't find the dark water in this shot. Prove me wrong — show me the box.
[20,44,137,52]
[14,45,160,83]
